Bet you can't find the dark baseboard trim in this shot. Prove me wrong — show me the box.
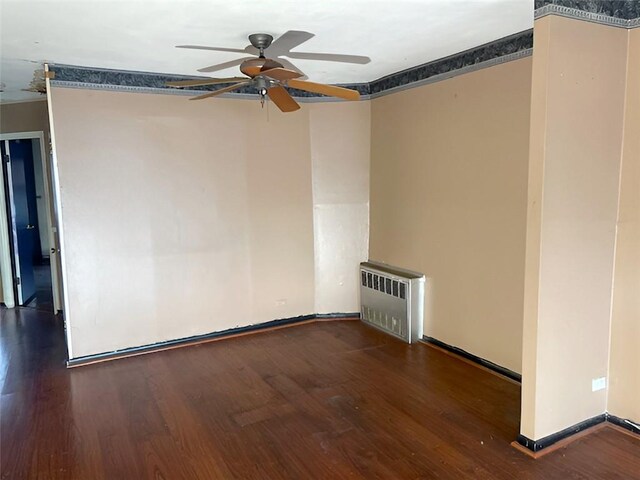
[606,413,640,435]
[316,312,360,319]
[422,336,521,383]
[515,413,640,456]
[66,312,360,368]
[517,414,607,453]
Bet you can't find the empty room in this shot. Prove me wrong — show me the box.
[1,0,638,478]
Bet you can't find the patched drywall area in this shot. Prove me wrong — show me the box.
[50,88,314,357]
[369,57,532,373]
[310,101,370,314]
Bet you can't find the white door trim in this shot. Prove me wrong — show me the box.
[45,63,73,359]
[0,146,15,308]
[0,131,44,140]
[0,131,61,311]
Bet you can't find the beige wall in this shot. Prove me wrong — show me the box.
[48,87,370,358]
[521,16,628,440]
[369,57,532,373]
[0,99,49,135]
[519,18,550,437]
[608,27,640,423]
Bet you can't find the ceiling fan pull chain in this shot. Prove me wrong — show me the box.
[267,96,270,122]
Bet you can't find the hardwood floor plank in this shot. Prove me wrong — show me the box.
[1,307,639,479]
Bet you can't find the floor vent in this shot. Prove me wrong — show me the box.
[359,261,425,344]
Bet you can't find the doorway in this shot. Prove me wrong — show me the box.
[0,132,62,313]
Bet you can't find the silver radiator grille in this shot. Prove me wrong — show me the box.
[361,270,407,299]
[361,305,407,339]
[360,261,425,344]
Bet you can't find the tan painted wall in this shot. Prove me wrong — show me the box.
[519,16,550,439]
[608,27,640,423]
[521,16,628,440]
[48,87,370,358]
[0,99,49,134]
[369,57,532,373]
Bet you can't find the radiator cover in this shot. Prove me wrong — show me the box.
[359,261,425,344]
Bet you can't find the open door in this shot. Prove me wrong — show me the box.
[1,132,63,312]
[2,139,39,305]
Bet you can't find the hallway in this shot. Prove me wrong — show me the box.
[24,263,54,312]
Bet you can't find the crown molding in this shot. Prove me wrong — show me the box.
[369,48,532,99]
[47,80,370,102]
[48,64,367,99]
[535,1,640,28]
[535,0,640,20]
[369,30,532,97]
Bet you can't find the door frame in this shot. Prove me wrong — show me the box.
[0,146,15,308]
[0,131,61,311]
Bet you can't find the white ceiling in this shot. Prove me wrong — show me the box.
[0,0,533,103]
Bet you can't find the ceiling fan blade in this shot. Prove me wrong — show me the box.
[268,31,315,56]
[176,45,249,54]
[287,51,371,65]
[260,59,284,72]
[267,86,300,112]
[197,57,253,73]
[287,79,360,101]
[273,57,306,79]
[260,67,303,81]
[166,77,249,88]
[189,82,250,100]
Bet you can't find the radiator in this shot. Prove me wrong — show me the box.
[359,261,425,344]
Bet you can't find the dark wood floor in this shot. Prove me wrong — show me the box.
[1,307,638,479]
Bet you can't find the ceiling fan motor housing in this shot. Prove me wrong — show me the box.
[248,33,273,57]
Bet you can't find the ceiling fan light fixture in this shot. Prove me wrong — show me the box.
[255,76,268,96]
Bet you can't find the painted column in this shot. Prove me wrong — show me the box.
[521,13,629,442]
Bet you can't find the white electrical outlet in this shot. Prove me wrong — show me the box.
[592,377,607,392]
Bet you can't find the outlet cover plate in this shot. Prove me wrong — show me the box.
[592,377,606,392]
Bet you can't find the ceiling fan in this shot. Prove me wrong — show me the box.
[176,30,370,75]
[166,33,365,112]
